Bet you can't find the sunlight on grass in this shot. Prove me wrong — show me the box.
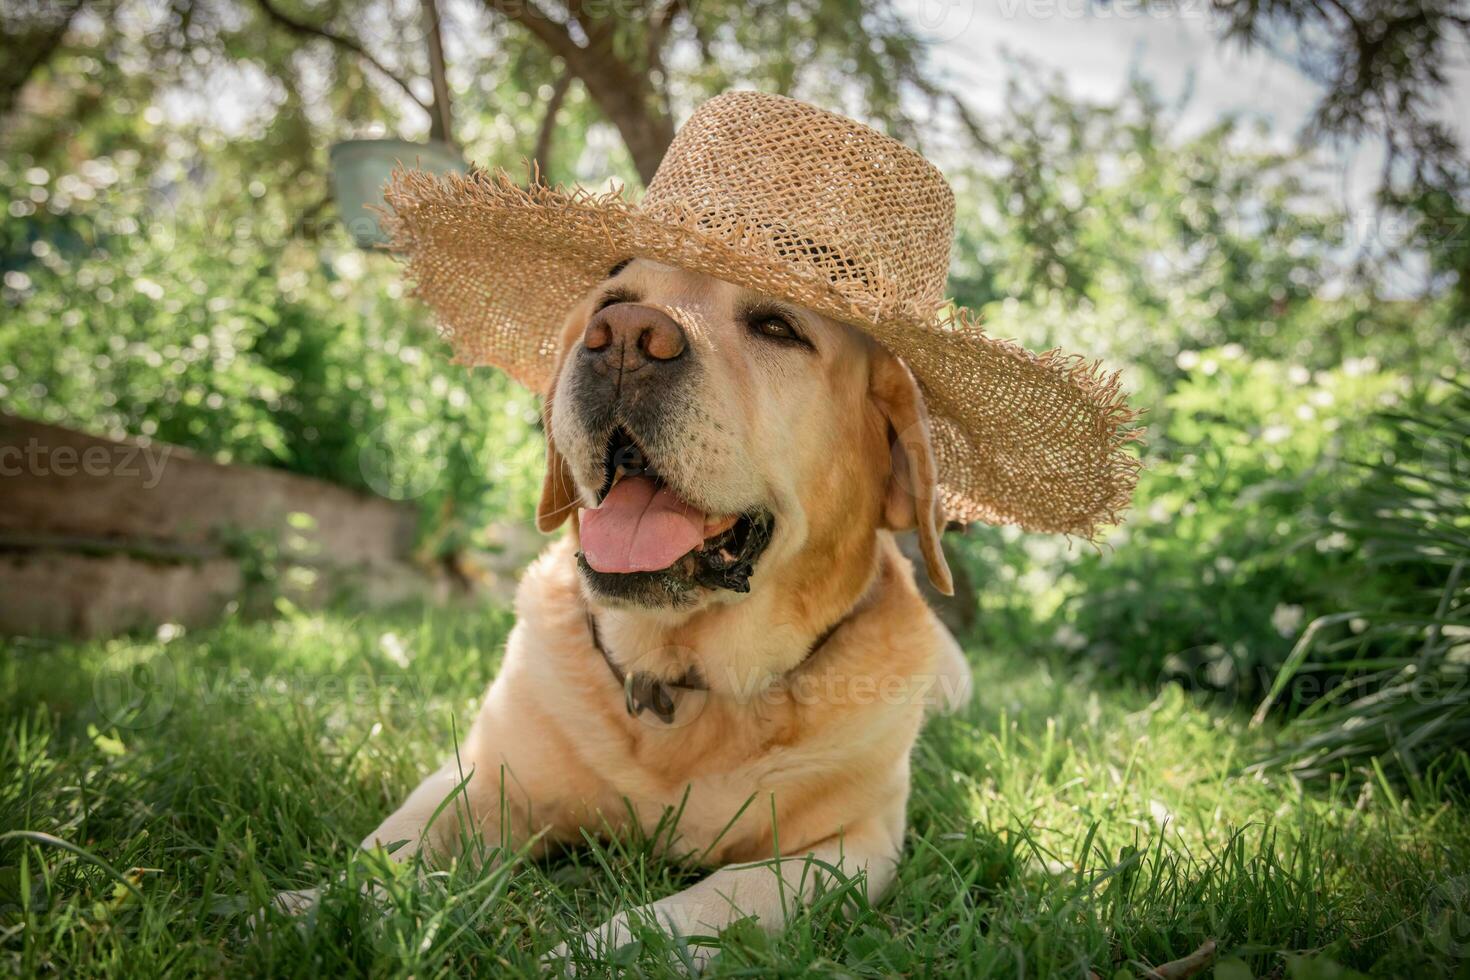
[3,605,1467,977]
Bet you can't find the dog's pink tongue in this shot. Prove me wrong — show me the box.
[581,476,707,573]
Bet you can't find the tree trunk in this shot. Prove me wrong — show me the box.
[532,69,573,182]
[0,1,81,124]
[420,0,455,146]
[539,39,673,185]
[481,0,675,186]
[586,83,674,185]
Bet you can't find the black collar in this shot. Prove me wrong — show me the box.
[586,606,855,724]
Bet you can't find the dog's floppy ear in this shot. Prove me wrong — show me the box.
[536,304,591,533]
[870,346,954,596]
[536,391,578,533]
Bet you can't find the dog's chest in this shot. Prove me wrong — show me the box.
[576,681,905,858]
[584,693,869,858]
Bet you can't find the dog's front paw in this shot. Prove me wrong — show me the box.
[544,909,639,975]
[272,886,323,916]
[245,886,322,934]
[544,904,713,975]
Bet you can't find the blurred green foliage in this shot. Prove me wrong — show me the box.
[0,151,545,557]
[951,71,1457,386]
[1252,380,1469,781]
[1054,348,1403,699]
[942,73,1468,753]
[1,0,947,557]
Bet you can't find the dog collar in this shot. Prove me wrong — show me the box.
[585,609,852,724]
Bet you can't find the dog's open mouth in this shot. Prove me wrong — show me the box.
[578,427,772,593]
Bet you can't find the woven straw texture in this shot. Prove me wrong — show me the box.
[383,90,1142,537]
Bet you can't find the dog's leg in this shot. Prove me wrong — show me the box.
[360,759,483,860]
[273,760,492,916]
[554,805,904,971]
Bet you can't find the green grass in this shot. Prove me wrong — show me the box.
[3,603,1469,978]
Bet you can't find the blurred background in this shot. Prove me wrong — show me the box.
[1,0,1467,781]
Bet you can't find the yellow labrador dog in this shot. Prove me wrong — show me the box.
[341,257,971,961]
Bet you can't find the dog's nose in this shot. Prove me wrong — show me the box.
[582,303,687,369]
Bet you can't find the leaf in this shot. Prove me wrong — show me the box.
[1285,953,1373,980]
[1213,957,1254,980]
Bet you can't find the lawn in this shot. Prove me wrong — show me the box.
[3,603,1467,978]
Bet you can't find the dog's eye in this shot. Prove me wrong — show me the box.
[748,312,806,346]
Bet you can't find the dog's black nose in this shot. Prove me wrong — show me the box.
[582,303,687,372]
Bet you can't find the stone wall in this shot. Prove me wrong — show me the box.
[0,414,440,638]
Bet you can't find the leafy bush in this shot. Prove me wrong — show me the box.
[1252,378,1470,781]
[940,78,1466,741]
[1056,348,1404,703]
[0,154,544,556]
[955,347,1411,707]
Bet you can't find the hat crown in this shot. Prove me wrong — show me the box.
[641,91,956,316]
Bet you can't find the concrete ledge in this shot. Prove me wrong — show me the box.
[0,414,436,638]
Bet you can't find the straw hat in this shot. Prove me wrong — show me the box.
[383,91,1142,537]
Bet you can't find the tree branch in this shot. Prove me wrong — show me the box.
[531,68,573,184]
[484,0,585,65]
[420,0,453,143]
[564,0,614,48]
[645,0,681,108]
[0,0,82,122]
[250,0,431,113]
[482,0,674,183]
